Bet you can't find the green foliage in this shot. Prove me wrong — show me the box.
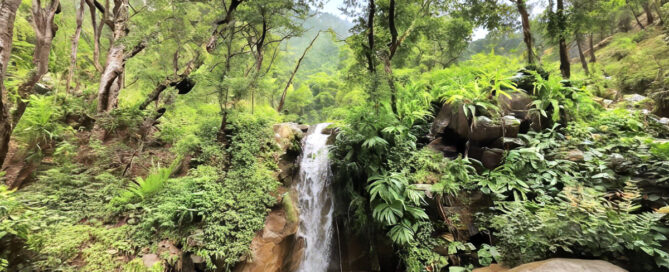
[111,157,182,207]
[489,185,669,270]
[27,223,134,271]
[127,113,280,270]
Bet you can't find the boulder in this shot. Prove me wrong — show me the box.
[234,195,302,272]
[565,149,585,162]
[498,91,533,120]
[273,123,304,152]
[427,138,459,157]
[430,103,470,139]
[492,137,526,150]
[481,148,505,170]
[273,123,305,185]
[470,116,520,143]
[142,254,160,268]
[473,258,627,272]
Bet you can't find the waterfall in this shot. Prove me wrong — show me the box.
[296,123,335,272]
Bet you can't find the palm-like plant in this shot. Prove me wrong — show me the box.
[367,172,428,244]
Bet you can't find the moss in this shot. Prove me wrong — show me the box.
[282,192,299,224]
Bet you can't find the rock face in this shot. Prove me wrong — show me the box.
[234,199,302,272]
[273,123,305,185]
[473,258,627,272]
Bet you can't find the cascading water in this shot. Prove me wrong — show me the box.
[295,123,335,272]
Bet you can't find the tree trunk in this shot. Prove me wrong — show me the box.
[643,2,654,25]
[205,0,243,53]
[277,32,320,113]
[66,0,85,94]
[0,0,22,166]
[366,0,375,73]
[85,0,103,72]
[589,33,596,63]
[382,55,398,115]
[654,0,665,25]
[628,1,646,29]
[92,0,144,140]
[575,33,589,75]
[557,0,570,79]
[516,0,535,64]
[12,0,61,128]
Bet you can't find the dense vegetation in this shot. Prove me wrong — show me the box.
[1,0,669,271]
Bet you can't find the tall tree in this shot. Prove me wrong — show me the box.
[515,0,536,64]
[12,0,62,128]
[92,0,146,139]
[66,0,86,93]
[0,0,22,166]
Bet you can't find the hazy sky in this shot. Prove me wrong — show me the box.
[322,0,348,20]
[318,0,546,40]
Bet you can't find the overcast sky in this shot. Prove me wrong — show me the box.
[318,0,546,40]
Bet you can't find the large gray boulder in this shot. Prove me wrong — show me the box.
[473,258,627,272]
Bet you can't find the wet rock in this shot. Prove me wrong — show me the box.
[492,137,525,150]
[427,138,459,157]
[481,148,505,170]
[234,207,301,272]
[273,123,304,151]
[273,123,304,185]
[498,91,533,119]
[430,103,470,139]
[624,94,647,103]
[470,116,520,143]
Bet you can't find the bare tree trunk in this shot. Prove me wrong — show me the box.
[205,0,243,53]
[628,0,646,29]
[654,0,665,25]
[575,33,589,75]
[366,0,375,73]
[92,0,146,140]
[557,0,570,79]
[12,0,62,128]
[66,0,85,94]
[382,55,398,115]
[277,32,320,113]
[643,2,654,25]
[589,33,596,63]
[85,0,103,72]
[0,0,22,166]
[516,0,535,64]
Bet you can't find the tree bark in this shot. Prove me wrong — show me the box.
[515,0,535,64]
[85,0,103,72]
[366,0,375,73]
[589,33,596,63]
[277,32,320,113]
[628,1,646,29]
[92,0,147,140]
[557,0,570,79]
[654,0,665,25]
[66,0,86,94]
[0,0,22,166]
[206,0,243,53]
[12,0,62,128]
[575,33,589,75]
[643,2,654,25]
[138,57,201,111]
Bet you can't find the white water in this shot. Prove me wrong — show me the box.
[296,123,335,272]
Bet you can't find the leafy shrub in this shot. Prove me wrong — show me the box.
[111,156,182,207]
[489,185,669,270]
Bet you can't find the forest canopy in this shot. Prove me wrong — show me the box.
[1,0,669,271]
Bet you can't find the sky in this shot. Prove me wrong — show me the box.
[321,0,348,21]
[318,0,546,40]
